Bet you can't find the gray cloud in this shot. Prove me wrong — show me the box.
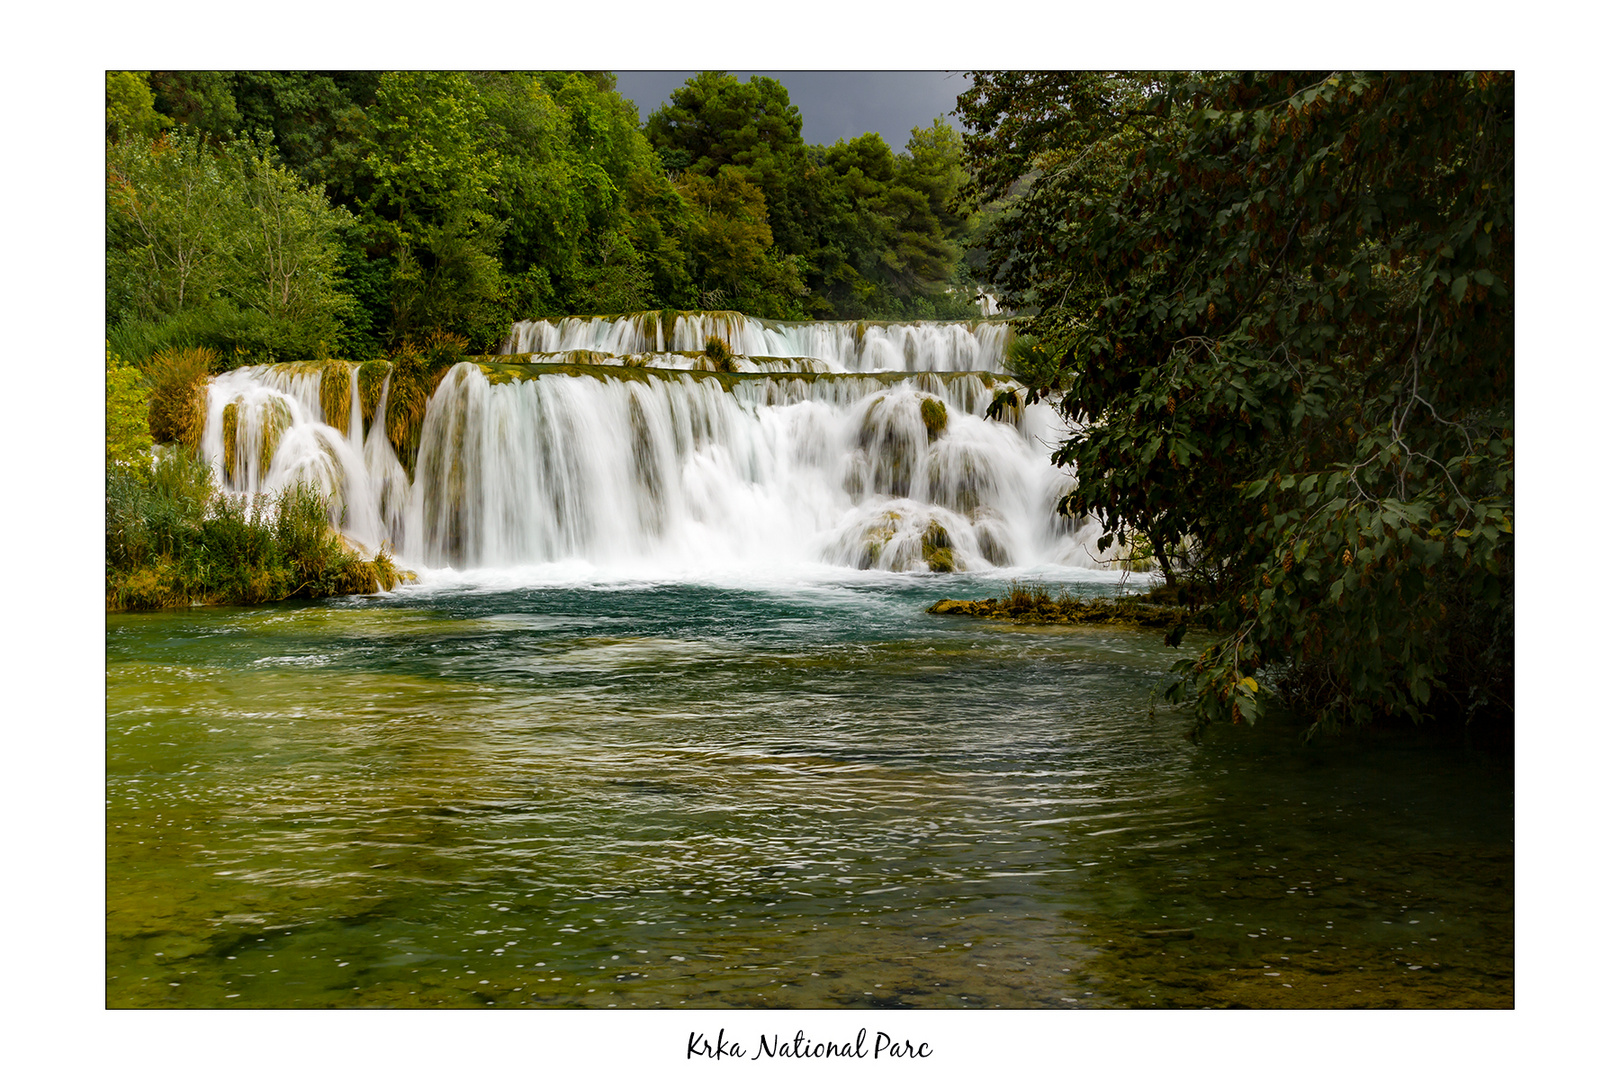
[613,71,970,151]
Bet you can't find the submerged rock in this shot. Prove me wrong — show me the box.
[927,592,1189,632]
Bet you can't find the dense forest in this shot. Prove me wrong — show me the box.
[105,70,985,368]
[105,70,1513,736]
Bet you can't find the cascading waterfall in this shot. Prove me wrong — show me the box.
[196,313,1118,576]
[502,311,1012,373]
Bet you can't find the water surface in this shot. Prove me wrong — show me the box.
[107,573,1512,1008]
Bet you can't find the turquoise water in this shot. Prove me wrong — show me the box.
[106,574,1512,1008]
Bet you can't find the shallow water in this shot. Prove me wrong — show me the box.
[106,573,1512,1008]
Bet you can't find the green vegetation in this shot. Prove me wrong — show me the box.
[105,337,400,612]
[106,450,395,611]
[918,396,948,440]
[928,581,1189,630]
[960,71,1513,734]
[143,346,214,449]
[106,70,992,373]
[106,347,154,470]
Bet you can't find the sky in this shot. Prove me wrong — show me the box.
[612,71,969,151]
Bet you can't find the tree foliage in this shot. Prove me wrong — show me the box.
[108,70,989,358]
[106,126,358,363]
[961,71,1513,733]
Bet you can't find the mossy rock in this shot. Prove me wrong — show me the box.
[258,398,293,479]
[926,592,1190,632]
[854,510,903,570]
[221,401,240,484]
[357,359,390,434]
[975,524,1011,566]
[922,521,955,573]
[918,396,948,441]
[319,359,352,429]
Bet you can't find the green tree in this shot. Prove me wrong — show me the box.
[106,72,166,143]
[107,130,237,322]
[961,71,1513,733]
[359,71,506,346]
[676,166,806,317]
[645,72,820,258]
[149,71,242,143]
[106,131,359,363]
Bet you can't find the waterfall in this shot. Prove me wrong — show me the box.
[501,311,1013,373]
[195,315,1117,575]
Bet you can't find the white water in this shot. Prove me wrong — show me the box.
[501,311,1012,373]
[197,316,1121,578]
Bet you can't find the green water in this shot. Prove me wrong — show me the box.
[106,575,1512,1008]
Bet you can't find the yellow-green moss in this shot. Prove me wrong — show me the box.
[919,396,948,441]
[220,401,240,484]
[357,359,390,435]
[922,521,955,573]
[146,346,215,449]
[259,398,293,478]
[319,359,352,429]
[927,587,1189,631]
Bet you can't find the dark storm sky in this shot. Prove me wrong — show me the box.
[612,71,970,151]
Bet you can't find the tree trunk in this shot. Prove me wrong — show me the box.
[1152,533,1178,588]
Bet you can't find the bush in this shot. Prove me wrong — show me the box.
[106,452,393,610]
[106,346,153,471]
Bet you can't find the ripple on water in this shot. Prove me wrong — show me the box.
[106,578,1512,1008]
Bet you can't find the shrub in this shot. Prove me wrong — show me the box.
[106,346,152,471]
[106,457,393,610]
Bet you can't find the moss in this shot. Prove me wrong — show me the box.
[357,359,390,435]
[467,363,991,394]
[319,359,352,429]
[146,346,214,449]
[919,396,948,440]
[922,521,955,573]
[384,346,429,473]
[926,588,1190,633]
[258,398,293,478]
[220,401,240,484]
[855,510,903,570]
